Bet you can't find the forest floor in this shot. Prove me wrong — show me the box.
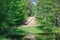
[20,16,38,27]
[17,16,42,34]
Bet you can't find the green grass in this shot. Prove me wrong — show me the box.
[55,27,60,33]
[18,26,43,34]
[2,26,58,35]
[8,26,56,35]
[1,26,44,36]
[0,36,11,40]
[0,26,44,40]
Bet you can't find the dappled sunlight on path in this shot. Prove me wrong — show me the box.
[21,16,37,27]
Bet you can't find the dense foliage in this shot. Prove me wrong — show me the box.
[25,0,32,17]
[0,0,60,40]
[0,0,27,29]
[37,0,60,32]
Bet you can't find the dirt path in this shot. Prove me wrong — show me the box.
[21,16,36,27]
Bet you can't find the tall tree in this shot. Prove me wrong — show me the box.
[25,0,33,16]
[0,0,27,33]
[37,0,60,32]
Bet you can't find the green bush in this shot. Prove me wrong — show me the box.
[0,0,27,28]
[37,0,60,32]
[35,34,55,40]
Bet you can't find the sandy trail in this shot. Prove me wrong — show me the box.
[21,16,36,27]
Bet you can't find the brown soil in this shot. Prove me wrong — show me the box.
[21,16,36,27]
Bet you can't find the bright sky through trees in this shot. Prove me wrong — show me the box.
[30,0,37,6]
[32,2,36,5]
